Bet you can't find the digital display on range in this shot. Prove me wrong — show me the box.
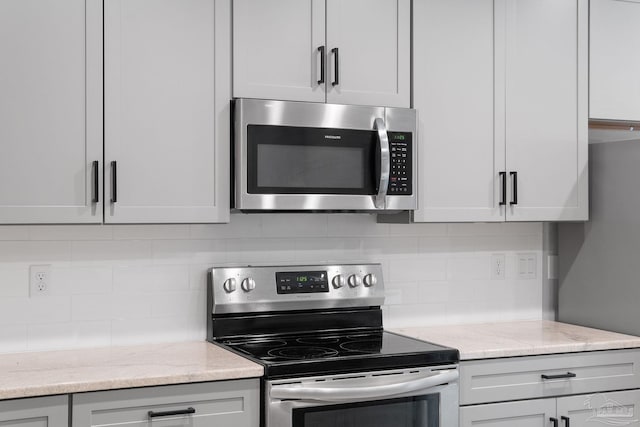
[276,271,329,294]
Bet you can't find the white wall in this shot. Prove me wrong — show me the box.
[0,215,543,353]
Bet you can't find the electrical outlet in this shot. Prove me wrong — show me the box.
[517,253,537,280]
[491,254,506,280]
[29,265,51,297]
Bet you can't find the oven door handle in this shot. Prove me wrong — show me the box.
[374,117,390,210]
[270,369,458,402]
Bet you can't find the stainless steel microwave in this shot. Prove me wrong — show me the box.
[233,99,417,212]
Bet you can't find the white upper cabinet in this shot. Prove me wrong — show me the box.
[233,0,325,103]
[413,0,502,222]
[503,0,588,221]
[325,0,410,107]
[413,0,588,223]
[0,0,103,224]
[590,0,640,122]
[104,0,231,223]
[233,0,410,107]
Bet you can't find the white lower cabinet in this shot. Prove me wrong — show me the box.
[0,395,68,426]
[72,379,259,427]
[460,350,640,427]
[462,390,640,427]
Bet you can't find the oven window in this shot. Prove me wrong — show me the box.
[247,125,376,195]
[292,395,440,427]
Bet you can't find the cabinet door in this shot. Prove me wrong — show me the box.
[460,398,557,427]
[104,0,230,223]
[502,0,588,221]
[72,380,259,427]
[326,0,410,107]
[0,0,102,224]
[557,389,640,426]
[0,395,68,426]
[413,0,504,222]
[233,0,325,103]
[590,0,640,122]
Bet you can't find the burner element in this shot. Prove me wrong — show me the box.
[297,336,340,345]
[341,339,383,354]
[268,346,339,360]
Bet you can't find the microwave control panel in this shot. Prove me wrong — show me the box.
[388,132,412,195]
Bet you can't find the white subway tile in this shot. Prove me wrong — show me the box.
[327,214,388,237]
[54,266,113,295]
[0,325,27,353]
[0,298,29,325]
[0,267,28,297]
[388,258,447,283]
[71,241,152,265]
[447,256,491,281]
[111,293,152,320]
[227,238,297,264]
[0,241,71,263]
[417,282,449,304]
[111,317,194,346]
[385,303,449,328]
[389,223,447,237]
[26,296,72,324]
[112,225,190,240]
[152,240,227,265]
[29,225,113,241]
[113,265,189,293]
[361,237,419,259]
[150,291,203,318]
[293,237,362,263]
[0,226,30,240]
[262,214,328,238]
[27,321,111,351]
[188,264,211,291]
[190,214,262,239]
[72,294,114,321]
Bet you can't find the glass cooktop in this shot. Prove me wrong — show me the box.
[218,330,459,379]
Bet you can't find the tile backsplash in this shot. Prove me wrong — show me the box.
[0,215,543,353]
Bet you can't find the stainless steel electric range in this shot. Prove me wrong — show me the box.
[207,263,460,427]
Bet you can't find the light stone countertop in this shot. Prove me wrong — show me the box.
[0,341,263,400]
[392,320,640,360]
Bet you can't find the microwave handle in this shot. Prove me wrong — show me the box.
[270,370,458,402]
[374,118,390,209]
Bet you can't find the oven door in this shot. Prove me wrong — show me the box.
[234,98,416,211]
[267,367,458,427]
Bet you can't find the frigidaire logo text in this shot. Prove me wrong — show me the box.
[324,135,341,140]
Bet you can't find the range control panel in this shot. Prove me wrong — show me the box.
[209,264,385,314]
[388,131,412,195]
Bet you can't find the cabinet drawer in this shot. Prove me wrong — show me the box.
[72,379,259,427]
[0,395,68,426]
[460,349,640,405]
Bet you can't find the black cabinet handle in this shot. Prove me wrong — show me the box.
[148,407,195,418]
[92,161,99,204]
[110,161,117,203]
[317,46,325,85]
[561,416,570,427]
[510,171,518,205]
[331,47,339,86]
[550,417,558,427]
[499,171,506,206]
[541,372,576,380]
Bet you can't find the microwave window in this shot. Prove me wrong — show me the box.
[257,144,365,189]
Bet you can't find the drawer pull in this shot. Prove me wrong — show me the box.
[561,415,570,427]
[148,407,196,418]
[550,417,558,427]
[541,372,576,380]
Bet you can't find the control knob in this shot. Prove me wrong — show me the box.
[363,273,377,287]
[241,278,256,292]
[332,275,346,289]
[223,278,237,293]
[348,274,362,287]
